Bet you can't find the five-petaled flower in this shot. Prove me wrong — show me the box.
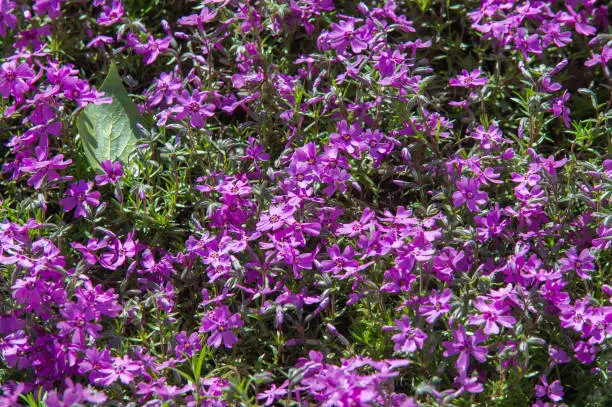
[59,180,101,218]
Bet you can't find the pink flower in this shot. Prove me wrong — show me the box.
[386,315,428,353]
[95,160,122,186]
[200,305,243,348]
[419,289,452,324]
[59,180,101,218]
[535,376,564,402]
[449,69,487,88]
[559,248,595,279]
[0,60,34,101]
[452,177,488,212]
[442,325,488,374]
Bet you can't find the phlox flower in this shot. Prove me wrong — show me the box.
[442,325,488,374]
[59,180,101,218]
[452,177,488,212]
[200,305,243,348]
[449,69,487,88]
[535,376,564,402]
[95,160,122,186]
[385,315,427,353]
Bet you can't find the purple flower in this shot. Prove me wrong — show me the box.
[57,302,102,345]
[45,379,107,407]
[97,354,142,385]
[148,71,181,106]
[98,233,137,270]
[0,60,34,101]
[442,325,488,374]
[419,288,452,324]
[172,89,215,127]
[133,35,171,65]
[559,248,595,279]
[257,381,288,406]
[470,124,505,151]
[585,44,612,68]
[548,346,570,367]
[59,180,101,218]
[256,204,295,232]
[86,35,114,49]
[78,348,113,384]
[320,244,361,278]
[385,315,427,353]
[97,0,124,26]
[452,177,488,212]
[474,207,508,242]
[535,376,564,402]
[0,0,17,37]
[468,298,516,335]
[541,22,572,48]
[178,7,217,30]
[327,19,368,54]
[337,208,375,236]
[200,305,243,348]
[449,69,487,88]
[95,160,122,186]
[549,91,571,128]
[174,331,202,359]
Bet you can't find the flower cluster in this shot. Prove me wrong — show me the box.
[0,0,610,406]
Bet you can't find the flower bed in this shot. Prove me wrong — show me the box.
[0,0,610,405]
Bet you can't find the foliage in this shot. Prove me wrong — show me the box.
[0,0,611,406]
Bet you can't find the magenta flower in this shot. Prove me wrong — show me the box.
[133,35,171,65]
[174,331,202,359]
[98,233,137,270]
[419,288,453,324]
[337,208,375,237]
[449,69,487,89]
[327,19,368,54]
[541,22,572,48]
[474,207,508,242]
[57,302,102,345]
[97,355,141,385]
[178,7,217,30]
[442,325,488,374]
[0,60,34,100]
[78,348,113,384]
[97,0,124,26]
[549,90,571,128]
[86,35,114,49]
[59,180,101,218]
[559,248,595,279]
[148,71,181,106]
[95,160,123,186]
[452,177,488,212]
[548,346,570,367]
[257,381,288,406]
[200,305,243,349]
[559,299,588,332]
[535,376,564,402]
[17,150,72,190]
[470,124,505,151]
[256,204,295,232]
[0,0,17,37]
[386,315,428,353]
[172,89,215,127]
[585,44,611,68]
[468,298,516,335]
[45,379,107,407]
[320,244,360,278]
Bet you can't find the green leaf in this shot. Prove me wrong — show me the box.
[77,62,143,170]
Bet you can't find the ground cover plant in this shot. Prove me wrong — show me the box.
[0,0,611,405]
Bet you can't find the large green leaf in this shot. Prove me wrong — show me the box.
[77,62,143,170]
